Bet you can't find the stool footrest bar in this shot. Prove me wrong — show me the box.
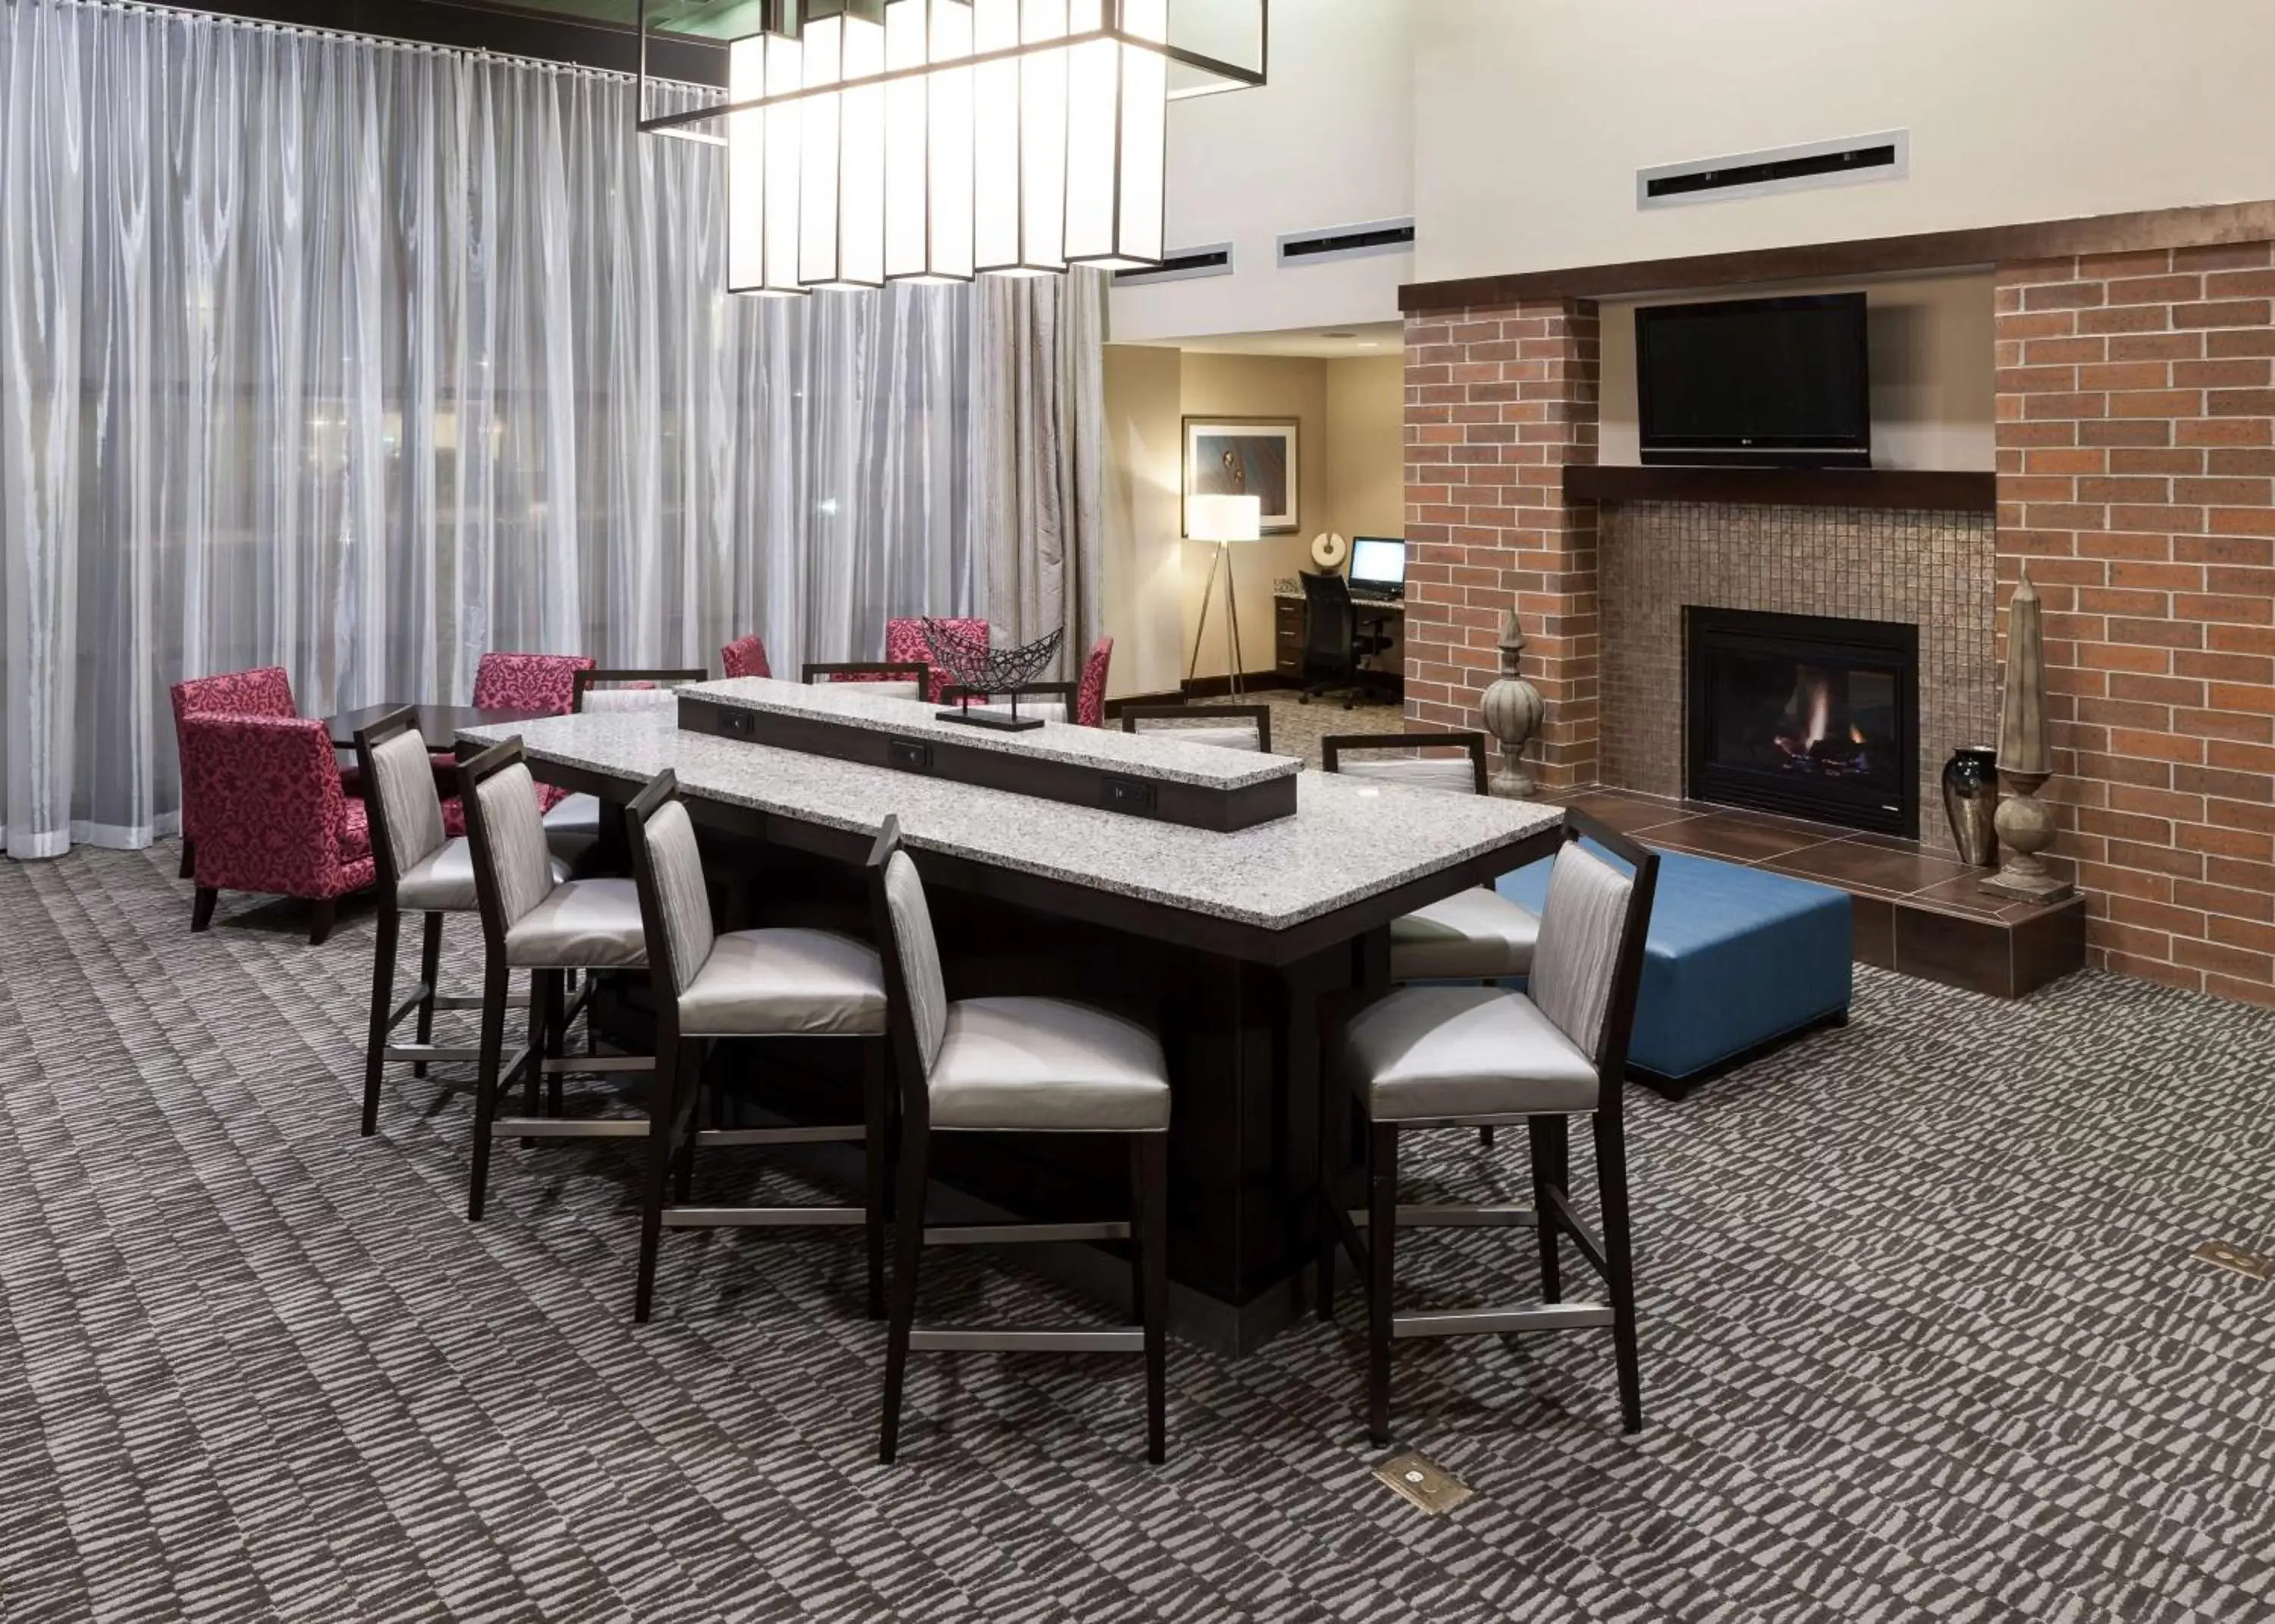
[1393,1303,1614,1339]
[490,1117,649,1140]
[695,1125,865,1147]
[908,1327,1144,1354]
[384,1044,482,1064]
[1348,1203,1536,1230]
[539,1055,652,1075]
[662,1206,864,1228]
[924,1221,1130,1246]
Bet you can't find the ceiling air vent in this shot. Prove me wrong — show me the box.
[1276,217,1415,268]
[1112,245,1234,287]
[1638,131,1909,210]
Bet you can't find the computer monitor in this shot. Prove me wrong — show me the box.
[1349,536,1406,590]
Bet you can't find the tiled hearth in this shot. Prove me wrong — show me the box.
[1551,785,2087,999]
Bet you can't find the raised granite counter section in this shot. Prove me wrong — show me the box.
[689,676,1301,790]
[461,710,1562,933]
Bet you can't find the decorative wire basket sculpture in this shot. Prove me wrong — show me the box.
[922,619,1064,732]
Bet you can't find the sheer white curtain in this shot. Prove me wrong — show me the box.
[0,0,1101,857]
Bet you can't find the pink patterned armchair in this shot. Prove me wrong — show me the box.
[1075,636,1113,727]
[720,634,772,679]
[885,617,987,704]
[472,651,595,716]
[180,714,375,945]
[472,652,592,812]
[171,665,303,879]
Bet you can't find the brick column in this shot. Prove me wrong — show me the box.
[1995,243,2275,1004]
[1401,299,1602,792]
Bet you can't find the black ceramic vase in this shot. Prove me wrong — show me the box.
[1942,746,1999,867]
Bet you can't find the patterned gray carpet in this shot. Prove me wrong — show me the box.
[5,847,2275,1622]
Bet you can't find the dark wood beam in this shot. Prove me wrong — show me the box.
[1564,464,1997,513]
[190,1,729,86]
[1401,200,2275,314]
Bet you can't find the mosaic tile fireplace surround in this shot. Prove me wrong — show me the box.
[1598,500,1999,857]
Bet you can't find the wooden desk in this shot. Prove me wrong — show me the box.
[1272,591,1405,691]
[461,688,1561,1350]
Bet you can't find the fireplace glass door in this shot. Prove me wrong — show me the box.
[1686,607,1919,836]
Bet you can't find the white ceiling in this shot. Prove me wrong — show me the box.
[1126,321,1404,360]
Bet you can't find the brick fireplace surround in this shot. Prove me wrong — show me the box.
[1404,237,2275,1007]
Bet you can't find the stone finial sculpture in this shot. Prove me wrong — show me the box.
[1982,565,2075,904]
[1480,609,1544,799]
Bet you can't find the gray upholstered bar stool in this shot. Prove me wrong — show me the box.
[459,738,654,1221]
[1119,703,1272,752]
[1323,810,1660,1446]
[541,667,707,857]
[1323,729,1544,1150]
[1322,731,1541,984]
[867,817,1171,1466]
[623,770,892,1324]
[353,707,569,1136]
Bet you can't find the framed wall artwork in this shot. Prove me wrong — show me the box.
[1183,416,1298,535]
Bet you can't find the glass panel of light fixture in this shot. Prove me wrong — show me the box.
[926,0,977,280]
[970,0,1022,271]
[881,0,930,280]
[726,33,767,292]
[1061,0,1117,263]
[1015,0,1069,274]
[1115,0,1168,265]
[761,33,806,296]
[796,16,845,287]
[829,11,888,287]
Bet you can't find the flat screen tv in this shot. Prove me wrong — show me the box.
[1636,292,1870,469]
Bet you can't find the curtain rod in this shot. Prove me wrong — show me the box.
[36,0,711,92]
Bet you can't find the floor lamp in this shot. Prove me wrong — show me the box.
[1185,494,1263,698]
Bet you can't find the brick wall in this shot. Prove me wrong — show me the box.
[1995,243,2275,1005]
[1401,300,1602,791]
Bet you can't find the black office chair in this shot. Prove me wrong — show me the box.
[1298,571,1395,710]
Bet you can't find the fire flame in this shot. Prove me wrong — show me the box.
[1801,669,1831,748]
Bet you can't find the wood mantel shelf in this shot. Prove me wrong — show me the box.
[1564,464,1997,513]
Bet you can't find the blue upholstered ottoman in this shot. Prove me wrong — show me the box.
[1498,846,1852,1096]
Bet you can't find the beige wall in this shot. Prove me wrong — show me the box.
[1101,346,1405,689]
[1598,273,1997,471]
[1325,354,1407,538]
[1099,345,1185,698]
[1415,0,2275,284]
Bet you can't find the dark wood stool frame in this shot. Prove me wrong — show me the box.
[866,817,1169,1466]
[1318,729,1490,794]
[623,769,890,1325]
[1319,807,1661,1445]
[458,738,654,1222]
[1118,702,1275,754]
[572,668,708,711]
[801,660,931,694]
[940,680,1079,722]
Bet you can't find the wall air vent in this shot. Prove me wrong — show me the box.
[1112,245,1234,287]
[1276,217,1415,268]
[1638,131,1909,210]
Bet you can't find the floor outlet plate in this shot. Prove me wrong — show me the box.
[1372,1449,1473,1516]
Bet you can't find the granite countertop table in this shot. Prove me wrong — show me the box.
[695,676,1301,791]
[460,706,1562,937]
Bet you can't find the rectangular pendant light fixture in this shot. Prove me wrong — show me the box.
[657,0,1264,295]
